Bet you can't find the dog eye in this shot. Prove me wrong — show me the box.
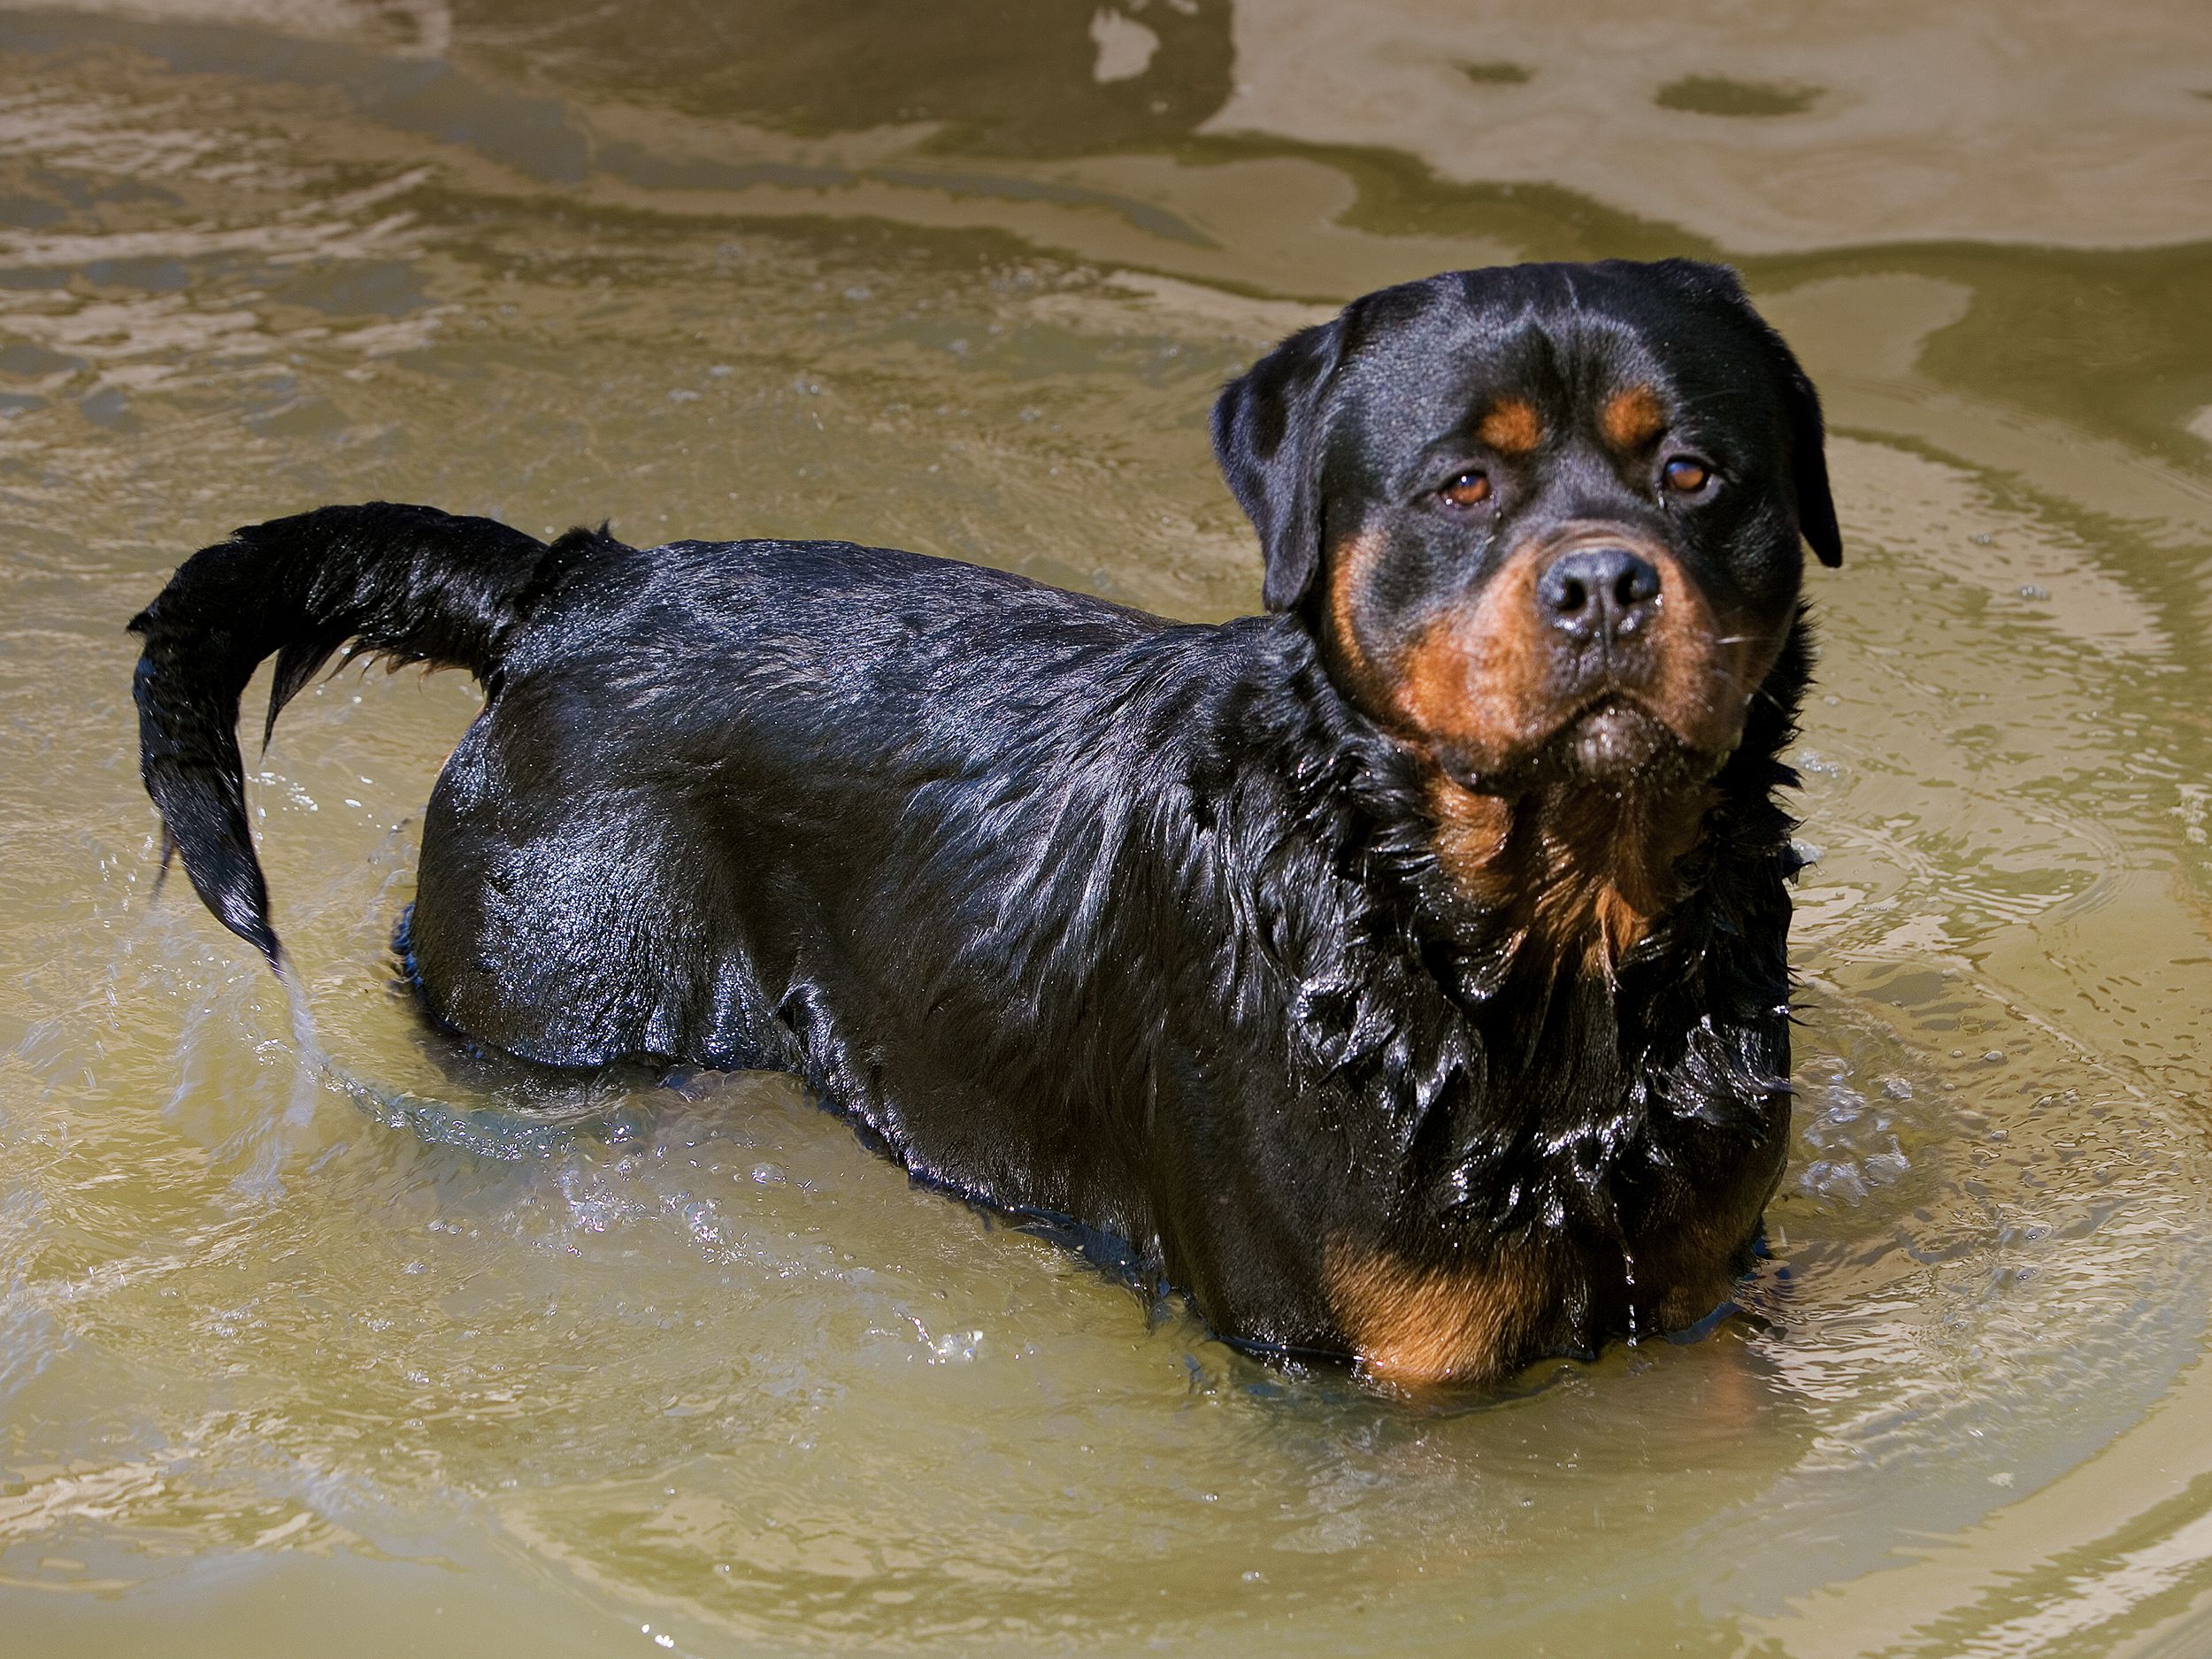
[1440,471,1492,507]
[1662,457,1711,494]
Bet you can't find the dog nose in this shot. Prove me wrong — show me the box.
[1537,546,1662,641]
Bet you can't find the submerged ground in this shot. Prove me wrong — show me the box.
[3,2,2210,1653]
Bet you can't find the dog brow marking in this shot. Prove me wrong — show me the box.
[1478,396,1545,456]
[1325,1238,1548,1383]
[1600,386,1667,450]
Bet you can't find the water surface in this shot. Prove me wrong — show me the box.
[3,4,2210,1654]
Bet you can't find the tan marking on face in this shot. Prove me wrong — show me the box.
[1392,530,1789,775]
[1326,525,1388,695]
[1391,545,1552,774]
[1640,545,1782,754]
[1600,385,1667,451]
[1478,396,1544,456]
[1325,1237,1550,1385]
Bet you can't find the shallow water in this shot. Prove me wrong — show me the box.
[3,3,2210,1654]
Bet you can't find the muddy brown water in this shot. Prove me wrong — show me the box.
[3,3,2210,1654]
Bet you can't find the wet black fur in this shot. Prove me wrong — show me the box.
[129,259,1839,1374]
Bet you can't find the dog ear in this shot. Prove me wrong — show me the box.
[1778,354,1843,568]
[1211,318,1346,611]
[1640,260,1843,569]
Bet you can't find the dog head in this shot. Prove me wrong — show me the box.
[1213,260,1839,791]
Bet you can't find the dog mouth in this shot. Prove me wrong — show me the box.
[1440,696,1729,791]
[1561,698,1681,778]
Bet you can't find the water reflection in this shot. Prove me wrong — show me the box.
[2,0,2210,1654]
[452,0,1237,155]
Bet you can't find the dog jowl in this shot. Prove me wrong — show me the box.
[130,258,1840,1386]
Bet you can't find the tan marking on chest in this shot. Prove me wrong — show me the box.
[1600,385,1667,451]
[1427,775,1516,905]
[1587,879,1655,963]
[1478,396,1545,456]
[1535,783,1721,966]
[1425,764,1721,966]
[1325,1238,1551,1385]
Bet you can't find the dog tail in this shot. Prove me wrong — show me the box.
[128,501,565,968]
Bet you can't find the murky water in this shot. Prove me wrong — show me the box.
[4,4,2210,1654]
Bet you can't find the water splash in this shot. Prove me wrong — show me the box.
[224,957,328,1200]
[1624,1249,1640,1347]
[324,1058,648,1161]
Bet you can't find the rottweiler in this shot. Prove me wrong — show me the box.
[130,257,1841,1385]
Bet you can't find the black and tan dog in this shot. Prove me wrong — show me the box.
[131,258,1840,1385]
